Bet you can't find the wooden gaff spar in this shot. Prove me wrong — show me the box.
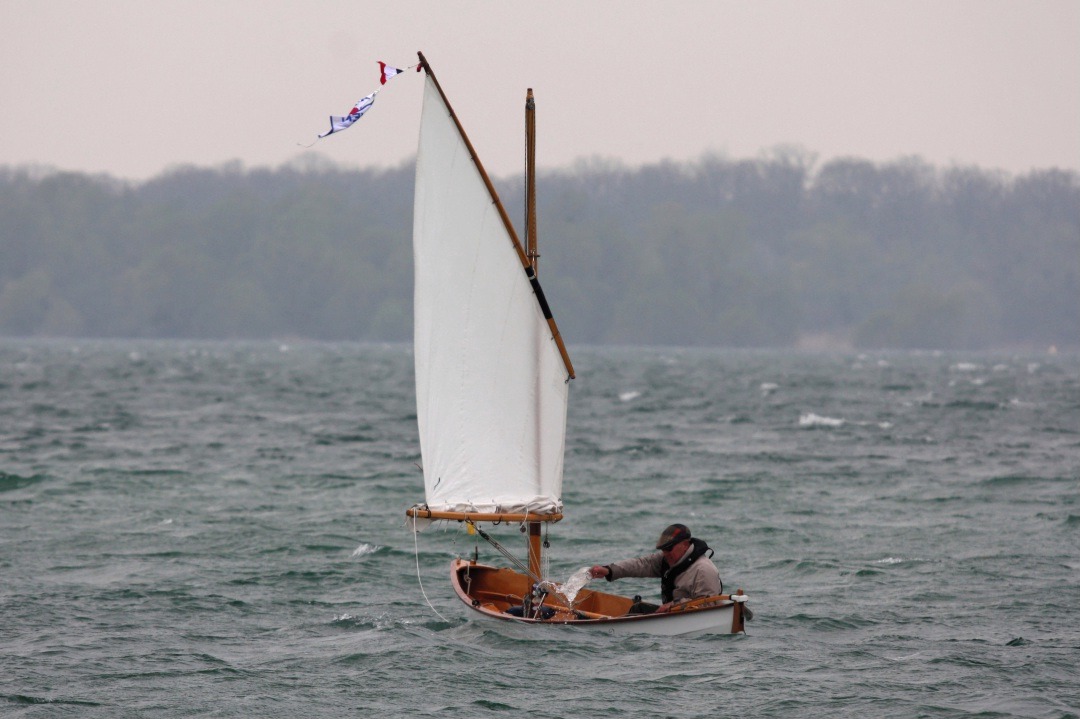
[406,52,748,635]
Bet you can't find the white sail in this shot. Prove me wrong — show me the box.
[412,74,570,517]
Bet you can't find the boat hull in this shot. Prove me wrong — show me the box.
[449,559,747,636]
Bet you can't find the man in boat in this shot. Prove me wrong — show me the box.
[588,523,721,614]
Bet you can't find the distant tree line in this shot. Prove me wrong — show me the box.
[1,152,1077,349]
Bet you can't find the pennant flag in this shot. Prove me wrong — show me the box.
[378,61,404,85]
[300,61,416,147]
[318,91,377,139]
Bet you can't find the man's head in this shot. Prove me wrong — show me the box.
[655,523,691,551]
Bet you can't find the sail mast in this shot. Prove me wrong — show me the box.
[525,88,538,273]
[525,87,543,581]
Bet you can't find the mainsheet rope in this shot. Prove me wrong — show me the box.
[411,517,451,624]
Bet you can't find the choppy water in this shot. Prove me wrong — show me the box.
[1,339,1078,718]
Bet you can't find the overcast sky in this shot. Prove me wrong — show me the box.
[2,0,1078,181]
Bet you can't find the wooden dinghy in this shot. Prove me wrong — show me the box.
[451,559,749,637]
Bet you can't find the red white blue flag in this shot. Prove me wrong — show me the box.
[378,62,403,85]
[318,91,377,139]
[304,61,418,145]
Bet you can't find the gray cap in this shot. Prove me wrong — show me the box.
[655,523,691,550]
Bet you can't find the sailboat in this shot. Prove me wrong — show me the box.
[405,52,749,636]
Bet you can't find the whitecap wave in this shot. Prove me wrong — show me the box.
[351,543,378,558]
[799,412,844,427]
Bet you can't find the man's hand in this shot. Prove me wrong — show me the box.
[588,565,609,579]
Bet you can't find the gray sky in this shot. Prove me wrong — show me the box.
[2,0,1078,181]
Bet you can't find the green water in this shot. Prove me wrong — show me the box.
[1,340,1077,717]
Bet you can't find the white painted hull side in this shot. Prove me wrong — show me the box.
[584,604,738,637]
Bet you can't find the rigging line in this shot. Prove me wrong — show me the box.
[471,521,540,584]
[411,517,451,624]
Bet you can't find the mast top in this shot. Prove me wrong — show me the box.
[525,86,539,273]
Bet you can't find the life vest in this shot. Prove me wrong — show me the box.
[660,537,714,603]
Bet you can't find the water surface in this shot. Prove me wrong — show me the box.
[1,340,1077,717]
